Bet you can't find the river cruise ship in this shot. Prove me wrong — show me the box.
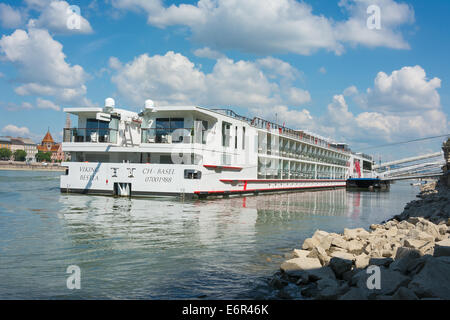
[60,98,375,198]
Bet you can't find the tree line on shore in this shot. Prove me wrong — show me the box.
[0,148,55,162]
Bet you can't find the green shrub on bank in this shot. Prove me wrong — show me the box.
[13,150,27,162]
[0,148,12,160]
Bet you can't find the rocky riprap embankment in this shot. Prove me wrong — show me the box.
[270,182,450,300]
[391,182,450,225]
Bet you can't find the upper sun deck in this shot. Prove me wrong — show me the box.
[63,103,142,146]
[62,98,351,159]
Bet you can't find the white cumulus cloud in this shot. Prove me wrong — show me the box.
[108,56,123,70]
[335,0,414,50]
[363,65,441,113]
[36,98,60,111]
[27,1,93,34]
[2,124,31,137]
[0,28,91,106]
[0,3,26,29]
[193,47,225,60]
[112,51,207,106]
[111,0,414,55]
[111,51,311,109]
[317,65,447,144]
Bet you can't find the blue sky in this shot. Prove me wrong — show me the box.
[0,0,449,160]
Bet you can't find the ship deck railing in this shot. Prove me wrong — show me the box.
[141,128,207,144]
[63,128,118,144]
[212,108,349,154]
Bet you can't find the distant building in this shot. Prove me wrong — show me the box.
[37,130,67,162]
[0,137,11,150]
[11,138,24,149]
[1,136,38,161]
[16,137,38,162]
[10,138,25,156]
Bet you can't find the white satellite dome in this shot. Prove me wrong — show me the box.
[105,97,115,108]
[144,99,154,109]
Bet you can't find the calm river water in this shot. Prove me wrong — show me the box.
[0,170,420,299]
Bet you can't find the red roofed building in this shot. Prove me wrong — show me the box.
[37,130,67,162]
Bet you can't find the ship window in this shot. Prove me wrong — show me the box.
[154,118,185,143]
[235,126,238,149]
[86,119,109,142]
[156,118,184,131]
[184,169,202,179]
[363,160,372,171]
[222,122,231,147]
[242,127,246,149]
[156,118,170,129]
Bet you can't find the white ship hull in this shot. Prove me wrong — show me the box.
[60,101,374,199]
[60,162,346,198]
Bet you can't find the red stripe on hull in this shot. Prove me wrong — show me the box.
[204,165,243,171]
[194,184,344,195]
[220,179,346,183]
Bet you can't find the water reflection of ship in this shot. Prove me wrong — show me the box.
[57,194,259,248]
[349,192,361,219]
[57,189,366,249]
[249,189,348,223]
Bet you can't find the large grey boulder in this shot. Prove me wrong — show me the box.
[369,249,383,258]
[278,283,302,300]
[303,230,333,251]
[280,257,322,274]
[342,268,359,283]
[370,224,384,231]
[390,247,422,274]
[306,266,336,282]
[382,249,395,258]
[354,267,411,296]
[397,220,415,230]
[405,256,429,276]
[269,276,289,290]
[408,256,450,299]
[407,229,435,242]
[302,237,319,250]
[421,222,443,241]
[346,240,365,255]
[369,257,394,267]
[344,228,370,241]
[395,247,422,260]
[329,257,353,278]
[355,253,370,269]
[385,226,399,238]
[330,235,348,250]
[408,217,427,225]
[300,283,319,298]
[292,249,311,259]
[433,239,450,257]
[404,239,434,255]
[437,224,448,236]
[302,233,332,252]
[307,246,330,266]
[384,220,398,229]
[366,237,387,253]
[312,230,329,242]
[315,279,349,300]
[315,278,339,300]
[330,250,355,261]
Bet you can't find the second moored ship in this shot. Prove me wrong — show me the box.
[60,98,375,198]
